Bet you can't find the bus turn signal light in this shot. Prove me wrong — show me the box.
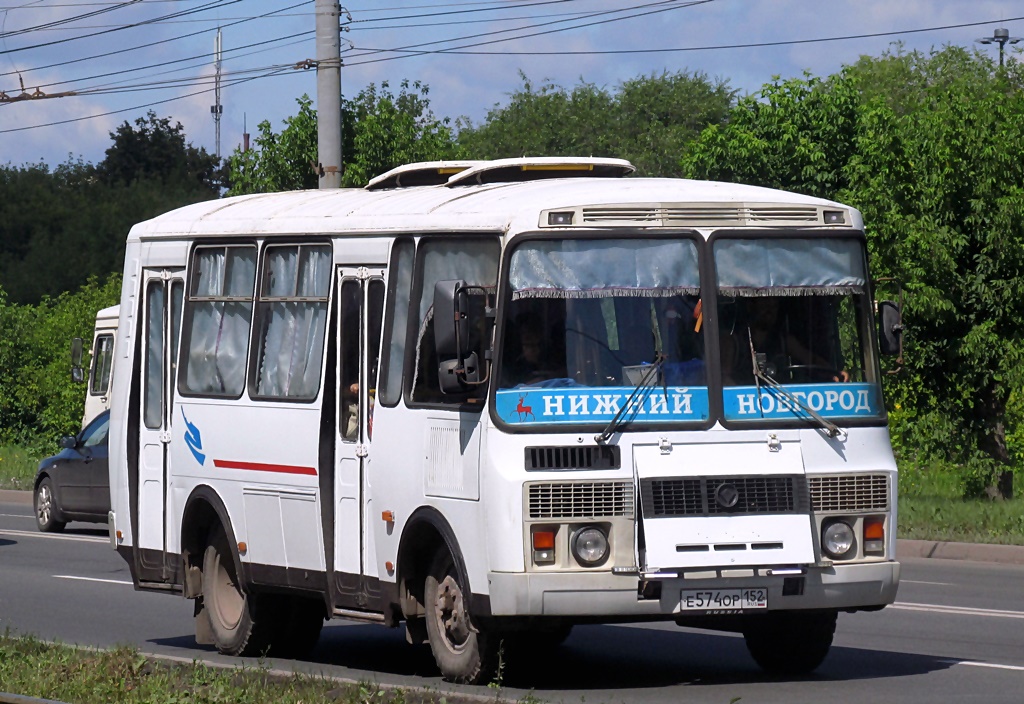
[864,519,884,553]
[532,530,556,564]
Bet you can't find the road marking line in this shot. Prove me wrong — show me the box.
[901,580,953,586]
[943,659,1024,672]
[53,575,133,586]
[0,528,106,544]
[0,513,33,519]
[894,602,1024,619]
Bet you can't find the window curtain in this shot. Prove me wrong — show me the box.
[509,239,700,300]
[715,238,866,296]
[256,245,331,398]
[185,248,256,395]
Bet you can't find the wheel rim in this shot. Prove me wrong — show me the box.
[433,572,471,653]
[36,485,52,526]
[210,551,245,630]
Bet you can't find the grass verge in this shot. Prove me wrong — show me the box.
[0,632,521,704]
[0,446,39,491]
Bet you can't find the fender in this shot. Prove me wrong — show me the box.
[181,484,249,591]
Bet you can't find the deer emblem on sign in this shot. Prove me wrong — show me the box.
[513,394,535,422]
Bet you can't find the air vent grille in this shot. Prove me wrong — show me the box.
[525,445,620,470]
[641,475,809,518]
[579,205,823,227]
[527,481,634,519]
[809,474,890,512]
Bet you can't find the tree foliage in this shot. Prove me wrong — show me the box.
[684,47,1024,493]
[227,82,458,194]
[457,70,735,176]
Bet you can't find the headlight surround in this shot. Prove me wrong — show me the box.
[571,526,609,567]
[822,520,856,559]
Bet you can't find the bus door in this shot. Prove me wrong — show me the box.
[137,268,184,582]
[333,267,385,607]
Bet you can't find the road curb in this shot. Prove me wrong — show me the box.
[3,489,1022,565]
[0,490,32,506]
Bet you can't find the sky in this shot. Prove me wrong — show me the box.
[1,0,1023,169]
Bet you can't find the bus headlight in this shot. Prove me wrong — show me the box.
[822,520,855,559]
[571,526,609,567]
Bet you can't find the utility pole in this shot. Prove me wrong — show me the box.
[315,0,342,189]
[211,28,223,158]
[976,27,1022,68]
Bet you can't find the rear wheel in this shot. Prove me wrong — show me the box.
[743,610,837,675]
[34,478,66,533]
[202,528,275,656]
[424,549,497,684]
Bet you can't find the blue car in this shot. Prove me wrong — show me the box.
[34,410,111,532]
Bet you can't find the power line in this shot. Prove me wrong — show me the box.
[0,0,141,39]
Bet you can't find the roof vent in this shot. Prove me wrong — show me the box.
[365,161,485,190]
[444,156,635,187]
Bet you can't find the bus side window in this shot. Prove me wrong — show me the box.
[408,238,499,405]
[252,244,332,400]
[89,333,114,396]
[378,239,415,407]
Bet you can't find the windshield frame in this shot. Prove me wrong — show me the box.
[490,228,714,434]
[489,227,889,434]
[706,228,888,432]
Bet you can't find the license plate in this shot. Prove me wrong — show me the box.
[679,587,768,611]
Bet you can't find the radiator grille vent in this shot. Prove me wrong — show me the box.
[528,481,634,519]
[641,475,809,518]
[525,445,620,470]
[809,474,890,512]
[579,205,822,227]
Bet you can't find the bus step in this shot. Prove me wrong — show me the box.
[332,607,386,623]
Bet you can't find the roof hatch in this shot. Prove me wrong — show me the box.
[444,156,635,187]
[365,161,485,190]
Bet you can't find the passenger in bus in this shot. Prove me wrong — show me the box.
[722,296,849,385]
[505,312,566,386]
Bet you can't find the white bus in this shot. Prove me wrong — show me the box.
[107,157,902,683]
[72,304,119,427]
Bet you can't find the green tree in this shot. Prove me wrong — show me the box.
[683,46,1024,497]
[458,70,735,177]
[99,111,224,194]
[227,82,458,194]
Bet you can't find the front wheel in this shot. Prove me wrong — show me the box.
[742,610,837,675]
[35,478,66,533]
[424,549,497,684]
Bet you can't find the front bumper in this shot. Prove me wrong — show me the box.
[487,560,900,617]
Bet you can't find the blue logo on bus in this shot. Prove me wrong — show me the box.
[181,409,206,466]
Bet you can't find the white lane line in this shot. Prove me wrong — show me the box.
[893,602,1024,619]
[902,580,954,586]
[942,660,1024,672]
[0,513,34,519]
[53,575,133,586]
[0,528,106,544]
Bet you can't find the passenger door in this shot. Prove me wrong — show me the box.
[333,267,385,608]
[137,269,184,581]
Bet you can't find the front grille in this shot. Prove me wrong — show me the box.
[527,481,634,519]
[809,474,890,512]
[640,475,809,518]
[525,445,620,470]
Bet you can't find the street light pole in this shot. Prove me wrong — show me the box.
[976,27,1022,68]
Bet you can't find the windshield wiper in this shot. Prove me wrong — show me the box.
[595,354,666,444]
[747,330,846,440]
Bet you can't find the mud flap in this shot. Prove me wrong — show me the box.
[194,597,214,645]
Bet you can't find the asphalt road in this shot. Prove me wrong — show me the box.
[2,500,1023,704]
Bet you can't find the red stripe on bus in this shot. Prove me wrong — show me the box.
[212,460,317,476]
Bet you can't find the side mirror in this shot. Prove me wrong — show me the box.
[433,279,470,359]
[70,337,84,383]
[877,300,903,358]
[59,435,78,450]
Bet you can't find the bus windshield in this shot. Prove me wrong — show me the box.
[496,238,708,426]
[714,237,884,422]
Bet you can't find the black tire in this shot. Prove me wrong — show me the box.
[202,529,275,656]
[34,478,66,533]
[424,549,497,684]
[743,610,837,675]
[270,595,325,659]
